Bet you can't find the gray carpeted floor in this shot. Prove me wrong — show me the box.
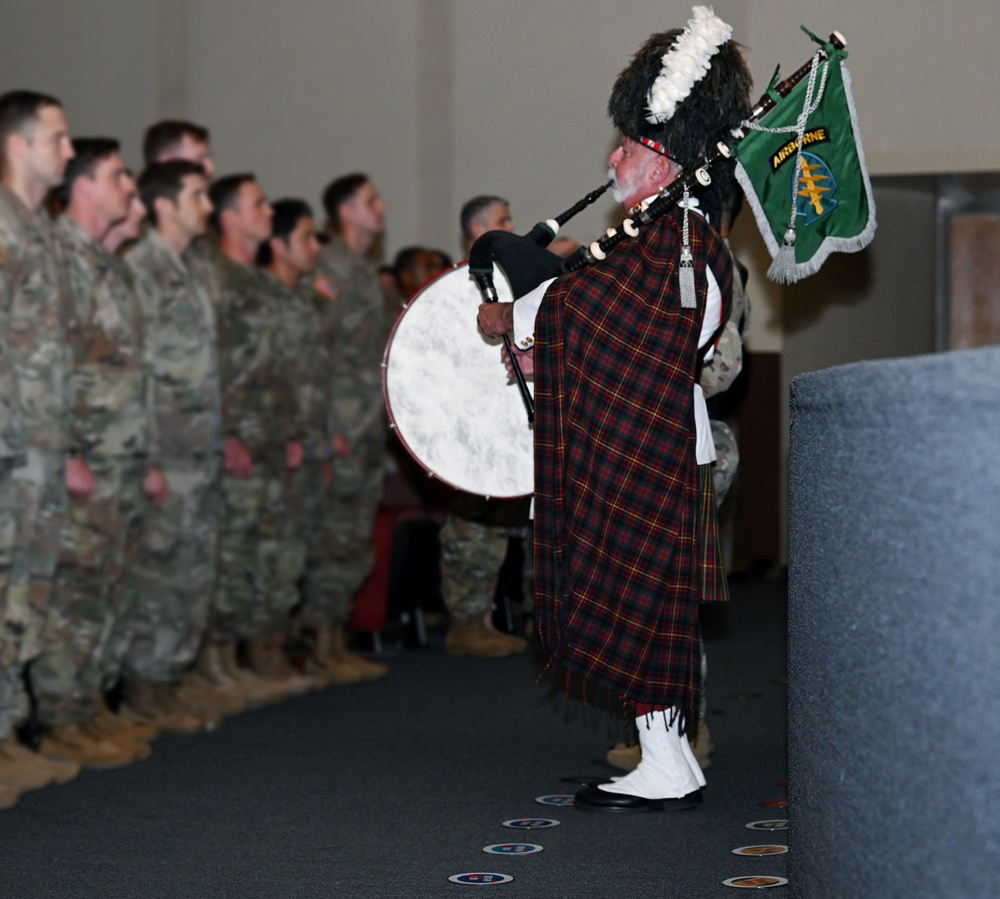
[0,578,787,898]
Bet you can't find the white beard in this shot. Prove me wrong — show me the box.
[608,165,625,203]
[608,164,645,207]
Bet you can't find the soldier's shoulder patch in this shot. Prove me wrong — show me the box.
[314,276,338,301]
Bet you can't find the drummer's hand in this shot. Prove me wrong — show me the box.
[478,301,514,337]
[502,344,534,381]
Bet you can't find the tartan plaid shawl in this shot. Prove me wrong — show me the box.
[533,208,732,713]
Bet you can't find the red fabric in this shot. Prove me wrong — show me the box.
[346,507,395,632]
[633,701,671,716]
[533,208,732,717]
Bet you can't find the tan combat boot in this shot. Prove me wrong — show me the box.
[80,719,152,761]
[150,684,219,734]
[306,626,365,685]
[187,645,249,714]
[0,781,18,810]
[445,617,528,658]
[174,671,247,717]
[0,735,80,786]
[0,747,56,792]
[689,719,714,770]
[247,636,326,695]
[39,722,145,769]
[119,681,210,735]
[92,703,159,743]
[219,642,288,705]
[118,681,168,728]
[329,625,388,681]
[606,742,641,771]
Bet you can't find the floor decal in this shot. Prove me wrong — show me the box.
[483,843,544,856]
[448,873,514,885]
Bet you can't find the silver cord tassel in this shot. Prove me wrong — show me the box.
[680,184,696,308]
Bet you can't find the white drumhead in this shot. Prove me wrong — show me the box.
[383,263,533,498]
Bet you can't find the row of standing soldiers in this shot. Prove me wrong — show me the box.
[0,96,390,807]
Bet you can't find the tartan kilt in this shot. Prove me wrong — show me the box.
[533,210,731,716]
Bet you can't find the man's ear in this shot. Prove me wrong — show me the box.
[337,195,356,229]
[219,204,236,231]
[648,153,678,193]
[153,195,170,223]
[4,132,26,165]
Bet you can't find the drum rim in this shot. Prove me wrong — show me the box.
[381,261,533,500]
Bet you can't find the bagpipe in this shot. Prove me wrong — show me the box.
[382,28,874,500]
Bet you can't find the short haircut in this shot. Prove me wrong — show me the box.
[56,137,121,208]
[270,198,313,243]
[143,120,210,165]
[429,248,453,269]
[321,173,369,229]
[460,195,509,241]
[0,89,62,168]
[258,197,313,265]
[208,172,256,234]
[138,159,205,226]
[392,245,427,277]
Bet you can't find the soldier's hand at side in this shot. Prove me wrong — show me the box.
[286,441,304,471]
[65,455,97,500]
[144,467,169,505]
[332,434,350,459]
[224,437,253,478]
[478,301,514,337]
[501,344,534,380]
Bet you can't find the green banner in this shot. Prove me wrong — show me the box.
[734,48,876,283]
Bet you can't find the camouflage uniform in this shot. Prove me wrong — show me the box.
[0,185,73,739]
[0,187,30,742]
[124,230,223,682]
[206,246,282,642]
[266,273,330,632]
[701,253,750,506]
[440,516,508,619]
[311,236,388,627]
[30,215,147,727]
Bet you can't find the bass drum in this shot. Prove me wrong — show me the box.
[382,263,533,499]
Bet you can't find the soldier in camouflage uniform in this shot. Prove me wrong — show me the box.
[440,504,530,658]
[259,199,347,687]
[31,139,164,768]
[701,251,750,507]
[203,173,297,703]
[441,197,528,658]
[87,178,177,747]
[310,173,391,679]
[123,161,231,723]
[0,92,85,799]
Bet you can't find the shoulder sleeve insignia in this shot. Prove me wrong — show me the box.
[314,275,338,300]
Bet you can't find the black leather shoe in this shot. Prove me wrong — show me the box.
[573,786,702,813]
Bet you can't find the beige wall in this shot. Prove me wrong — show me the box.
[0,0,156,166]
[186,0,424,259]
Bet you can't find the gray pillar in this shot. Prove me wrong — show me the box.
[788,347,1000,898]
